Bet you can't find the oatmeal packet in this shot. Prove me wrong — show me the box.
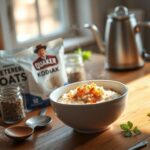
[0,51,28,92]
[15,38,68,109]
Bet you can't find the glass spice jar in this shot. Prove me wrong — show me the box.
[64,53,86,83]
[0,86,26,124]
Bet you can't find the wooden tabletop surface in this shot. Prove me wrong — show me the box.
[0,54,150,150]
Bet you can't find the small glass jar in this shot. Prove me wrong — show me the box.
[64,53,86,83]
[0,86,26,124]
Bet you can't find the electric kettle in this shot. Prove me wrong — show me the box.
[84,6,150,70]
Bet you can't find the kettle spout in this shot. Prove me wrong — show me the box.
[84,24,105,54]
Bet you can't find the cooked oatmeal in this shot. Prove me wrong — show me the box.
[58,83,121,104]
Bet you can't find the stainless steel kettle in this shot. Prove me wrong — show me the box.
[84,6,150,70]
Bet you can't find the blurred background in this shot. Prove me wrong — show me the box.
[0,0,150,53]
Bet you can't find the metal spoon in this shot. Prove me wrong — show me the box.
[128,140,149,150]
[4,108,52,140]
[25,107,51,128]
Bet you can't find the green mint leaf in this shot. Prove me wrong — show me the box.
[120,124,130,131]
[124,131,132,137]
[75,48,92,62]
[133,126,141,135]
[127,121,133,129]
[82,51,92,62]
[120,121,141,138]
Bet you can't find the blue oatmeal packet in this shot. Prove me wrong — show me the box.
[0,38,68,110]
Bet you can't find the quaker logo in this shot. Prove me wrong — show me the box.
[33,44,58,70]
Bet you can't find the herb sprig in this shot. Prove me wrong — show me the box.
[75,48,92,62]
[120,121,141,137]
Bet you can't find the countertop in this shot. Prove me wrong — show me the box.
[0,54,150,150]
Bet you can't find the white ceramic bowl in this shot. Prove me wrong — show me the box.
[50,80,128,133]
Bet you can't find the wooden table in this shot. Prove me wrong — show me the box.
[0,54,150,150]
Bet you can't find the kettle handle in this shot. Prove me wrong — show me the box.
[134,22,150,61]
[134,22,150,33]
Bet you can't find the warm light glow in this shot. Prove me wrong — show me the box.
[15,9,27,21]
[25,0,35,5]
[12,0,62,42]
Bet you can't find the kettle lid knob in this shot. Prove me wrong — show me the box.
[109,5,133,19]
[114,6,128,16]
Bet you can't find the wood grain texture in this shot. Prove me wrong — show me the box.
[0,54,150,150]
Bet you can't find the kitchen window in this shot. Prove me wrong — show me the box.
[0,0,97,51]
[0,0,71,50]
[13,0,65,42]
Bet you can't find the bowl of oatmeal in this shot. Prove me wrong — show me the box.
[50,80,128,133]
